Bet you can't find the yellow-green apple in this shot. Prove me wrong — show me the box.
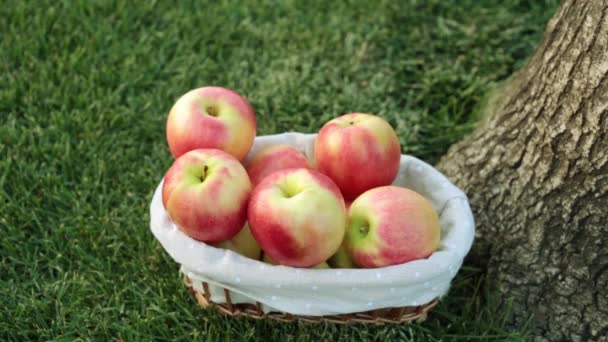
[248,168,346,267]
[166,86,256,161]
[345,186,440,268]
[313,261,331,269]
[328,200,356,268]
[262,253,330,269]
[212,223,261,260]
[162,149,252,242]
[314,113,400,200]
[246,144,312,186]
[328,244,355,268]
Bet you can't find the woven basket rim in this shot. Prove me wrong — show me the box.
[184,276,439,325]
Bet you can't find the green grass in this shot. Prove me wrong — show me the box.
[1,0,557,340]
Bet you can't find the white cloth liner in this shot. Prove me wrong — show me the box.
[150,133,475,316]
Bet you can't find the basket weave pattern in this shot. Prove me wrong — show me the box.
[185,276,439,324]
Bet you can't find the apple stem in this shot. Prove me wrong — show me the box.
[206,106,218,117]
[359,225,369,236]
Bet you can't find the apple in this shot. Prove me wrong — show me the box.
[248,168,346,267]
[212,223,261,260]
[345,200,352,209]
[328,200,356,268]
[246,144,312,186]
[345,186,440,268]
[262,253,330,269]
[166,86,256,161]
[313,261,331,269]
[327,244,355,268]
[162,149,252,242]
[314,113,401,200]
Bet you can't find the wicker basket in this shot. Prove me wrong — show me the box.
[184,276,439,324]
[151,133,475,325]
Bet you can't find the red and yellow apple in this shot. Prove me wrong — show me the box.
[162,149,252,242]
[314,113,401,200]
[212,224,261,260]
[166,86,256,161]
[345,186,440,268]
[246,144,311,186]
[248,168,346,267]
[262,253,330,269]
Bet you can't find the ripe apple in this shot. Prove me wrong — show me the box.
[345,200,352,209]
[313,261,331,269]
[345,186,440,268]
[212,223,261,260]
[314,113,401,200]
[246,144,312,186]
[327,244,355,268]
[328,200,356,268]
[166,86,256,161]
[263,253,330,269]
[248,168,346,267]
[162,149,252,242]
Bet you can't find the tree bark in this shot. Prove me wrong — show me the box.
[437,1,608,341]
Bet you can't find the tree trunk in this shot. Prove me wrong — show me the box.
[437,1,608,341]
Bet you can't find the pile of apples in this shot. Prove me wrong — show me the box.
[162,86,440,269]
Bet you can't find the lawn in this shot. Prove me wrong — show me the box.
[1,0,558,340]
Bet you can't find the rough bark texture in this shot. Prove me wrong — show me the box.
[437,1,608,341]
